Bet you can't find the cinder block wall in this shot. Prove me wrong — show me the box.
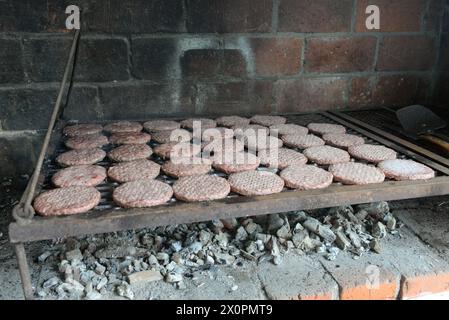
[0,0,447,177]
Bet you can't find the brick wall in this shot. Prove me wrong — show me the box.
[0,0,447,177]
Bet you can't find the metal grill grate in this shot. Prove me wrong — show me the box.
[38,112,448,214]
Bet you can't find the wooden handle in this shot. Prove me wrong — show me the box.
[419,135,449,155]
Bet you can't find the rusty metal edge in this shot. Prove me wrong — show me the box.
[327,111,449,169]
[323,112,449,176]
[9,176,449,243]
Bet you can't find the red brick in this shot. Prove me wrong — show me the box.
[355,0,426,32]
[181,49,246,78]
[400,272,449,299]
[276,77,347,113]
[377,36,437,71]
[251,38,303,76]
[195,81,273,115]
[186,0,272,33]
[349,75,424,108]
[278,0,353,32]
[321,257,400,300]
[305,37,377,73]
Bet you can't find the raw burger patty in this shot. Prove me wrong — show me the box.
[216,116,250,128]
[269,124,308,137]
[282,134,325,149]
[202,138,245,154]
[151,129,192,144]
[348,144,397,163]
[33,186,100,216]
[307,123,346,135]
[63,124,102,137]
[228,171,284,196]
[104,121,143,133]
[233,124,269,138]
[244,135,283,151]
[250,115,287,127]
[212,151,260,174]
[303,146,350,165]
[154,142,201,159]
[108,159,160,183]
[329,162,385,185]
[258,148,308,169]
[378,159,435,181]
[65,134,108,150]
[322,133,365,149]
[173,175,230,202]
[108,144,153,162]
[202,127,234,141]
[113,180,173,208]
[56,148,106,167]
[143,120,180,132]
[162,157,212,178]
[280,165,333,190]
[52,165,106,187]
[109,132,151,145]
[180,118,217,130]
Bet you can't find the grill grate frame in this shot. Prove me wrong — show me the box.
[37,112,448,214]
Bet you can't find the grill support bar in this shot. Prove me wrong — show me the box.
[14,243,34,300]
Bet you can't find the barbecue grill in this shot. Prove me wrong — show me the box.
[9,30,449,299]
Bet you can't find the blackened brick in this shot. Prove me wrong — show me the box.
[110,0,184,33]
[444,3,449,32]
[47,0,111,33]
[0,87,57,130]
[0,39,24,84]
[24,37,72,82]
[355,0,426,32]
[76,38,129,82]
[98,82,195,119]
[278,0,352,32]
[276,77,347,113]
[181,49,246,78]
[25,37,130,82]
[436,73,449,107]
[0,0,47,32]
[186,0,272,33]
[349,75,426,108]
[424,0,444,32]
[377,36,437,71]
[132,38,179,80]
[0,132,44,177]
[305,37,377,73]
[195,81,273,115]
[251,38,303,76]
[63,86,101,121]
[441,35,449,71]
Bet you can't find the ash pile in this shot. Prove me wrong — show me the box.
[36,201,400,300]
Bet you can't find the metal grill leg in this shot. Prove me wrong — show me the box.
[14,243,34,300]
